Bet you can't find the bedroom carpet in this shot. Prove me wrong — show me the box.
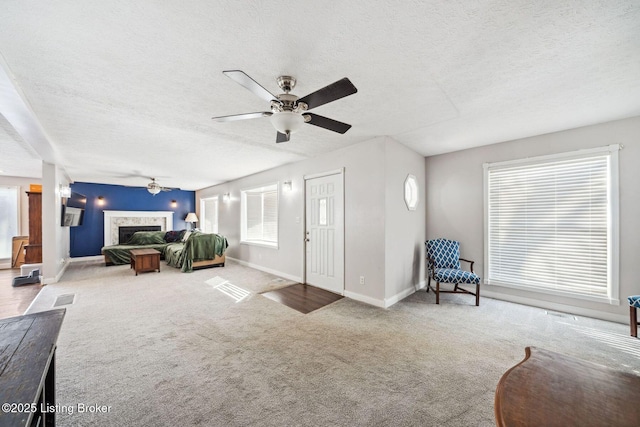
[25,259,640,426]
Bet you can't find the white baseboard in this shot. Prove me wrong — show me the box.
[69,255,104,263]
[482,289,628,324]
[380,280,427,308]
[225,257,303,283]
[227,257,427,310]
[43,258,70,285]
[344,290,386,308]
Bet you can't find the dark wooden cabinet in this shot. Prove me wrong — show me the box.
[24,191,42,264]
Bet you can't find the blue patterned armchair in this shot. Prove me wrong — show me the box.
[426,238,481,306]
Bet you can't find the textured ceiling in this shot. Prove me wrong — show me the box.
[0,1,639,190]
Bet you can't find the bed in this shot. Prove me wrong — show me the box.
[165,231,228,272]
[101,230,228,272]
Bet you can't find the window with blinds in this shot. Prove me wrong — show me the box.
[200,197,219,234]
[241,184,278,246]
[0,186,19,262]
[484,145,619,304]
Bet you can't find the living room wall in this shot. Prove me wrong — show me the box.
[42,162,70,284]
[197,136,427,307]
[69,182,195,257]
[424,116,640,323]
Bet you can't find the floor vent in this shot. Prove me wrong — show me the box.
[545,310,576,320]
[54,294,75,307]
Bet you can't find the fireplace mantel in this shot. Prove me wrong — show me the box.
[103,211,174,246]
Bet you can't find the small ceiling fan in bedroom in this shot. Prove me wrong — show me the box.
[211,70,358,143]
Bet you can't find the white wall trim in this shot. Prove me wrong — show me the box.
[482,144,622,170]
[344,290,386,308]
[384,284,422,308]
[226,256,302,283]
[303,168,344,180]
[481,289,627,324]
[69,255,104,263]
[43,258,70,285]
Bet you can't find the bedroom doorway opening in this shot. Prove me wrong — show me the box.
[304,170,344,295]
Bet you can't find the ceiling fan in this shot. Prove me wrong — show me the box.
[211,70,357,143]
[146,178,177,195]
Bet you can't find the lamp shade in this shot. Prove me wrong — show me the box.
[270,111,304,134]
[185,213,199,223]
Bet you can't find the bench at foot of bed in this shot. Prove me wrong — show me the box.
[192,255,226,270]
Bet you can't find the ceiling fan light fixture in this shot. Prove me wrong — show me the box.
[147,183,161,195]
[270,111,304,134]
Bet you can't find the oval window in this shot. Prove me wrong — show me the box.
[404,174,419,211]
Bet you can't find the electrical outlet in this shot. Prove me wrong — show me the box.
[359,276,365,285]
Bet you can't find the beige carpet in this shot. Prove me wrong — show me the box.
[27,260,640,426]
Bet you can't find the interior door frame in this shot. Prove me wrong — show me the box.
[302,168,345,293]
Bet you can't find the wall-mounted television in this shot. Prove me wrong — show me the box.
[61,191,87,227]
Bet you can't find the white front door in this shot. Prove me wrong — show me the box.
[305,172,344,295]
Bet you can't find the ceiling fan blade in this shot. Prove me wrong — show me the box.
[223,70,277,103]
[304,113,352,134]
[276,132,290,143]
[211,112,272,122]
[298,78,357,110]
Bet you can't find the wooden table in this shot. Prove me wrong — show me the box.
[495,346,640,427]
[0,309,66,427]
[130,248,161,275]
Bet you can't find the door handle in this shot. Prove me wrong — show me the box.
[305,238,310,242]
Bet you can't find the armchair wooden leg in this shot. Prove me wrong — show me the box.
[475,283,480,306]
[426,276,430,293]
[436,282,440,304]
[631,306,638,338]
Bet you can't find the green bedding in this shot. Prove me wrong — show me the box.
[126,231,166,245]
[165,232,228,272]
[101,231,170,265]
[164,242,184,268]
[101,243,168,265]
[102,231,228,271]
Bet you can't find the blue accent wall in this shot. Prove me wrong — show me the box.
[69,182,195,257]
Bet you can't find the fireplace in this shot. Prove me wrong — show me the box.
[103,211,174,246]
[119,226,162,244]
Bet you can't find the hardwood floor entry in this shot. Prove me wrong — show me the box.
[0,268,42,319]
[261,283,343,314]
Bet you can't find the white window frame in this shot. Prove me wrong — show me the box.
[240,183,279,248]
[483,145,620,305]
[0,186,20,266]
[404,174,419,211]
[200,196,219,234]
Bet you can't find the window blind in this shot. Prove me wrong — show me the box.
[0,187,19,260]
[246,193,264,241]
[486,151,613,300]
[202,197,218,233]
[242,184,278,245]
[262,191,278,242]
